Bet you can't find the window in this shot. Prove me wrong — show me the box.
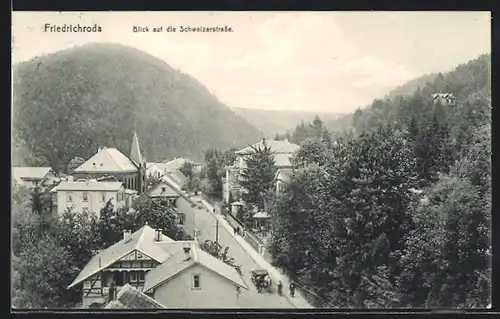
[82,207,89,213]
[101,192,106,202]
[139,271,145,282]
[161,187,166,193]
[83,192,88,202]
[66,192,73,202]
[192,274,201,289]
[130,271,137,282]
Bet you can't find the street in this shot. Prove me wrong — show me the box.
[177,196,294,308]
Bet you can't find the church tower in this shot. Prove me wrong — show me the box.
[130,129,147,194]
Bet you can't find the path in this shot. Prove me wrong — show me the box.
[193,196,314,309]
[164,176,314,308]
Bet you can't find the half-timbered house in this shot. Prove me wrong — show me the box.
[68,225,195,307]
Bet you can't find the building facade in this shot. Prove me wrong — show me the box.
[143,243,248,308]
[52,180,133,217]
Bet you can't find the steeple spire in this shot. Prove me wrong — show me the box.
[130,129,144,166]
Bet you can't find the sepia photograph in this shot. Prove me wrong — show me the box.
[11,11,491,310]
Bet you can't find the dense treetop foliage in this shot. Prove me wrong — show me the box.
[11,185,188,309]
[269,54,491,308]
[12,43,262,171]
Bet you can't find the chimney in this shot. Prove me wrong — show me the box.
[183,244,191,260]
[155,228,163,242]
[123,229,131,241]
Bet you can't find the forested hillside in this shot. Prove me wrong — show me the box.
[269,53,491,308]
[230,107,345,138]
[12,43,262,171]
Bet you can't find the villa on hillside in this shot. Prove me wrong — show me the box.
[68,225,247,308]
[72,131,147,194]
[223,138,300,203]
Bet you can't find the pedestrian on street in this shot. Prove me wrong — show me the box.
[277,281,283,296]
[289,282,296,298]
[233,226,237,235]
[236,227,240,236]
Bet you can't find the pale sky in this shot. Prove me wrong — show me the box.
[12,11,490,113]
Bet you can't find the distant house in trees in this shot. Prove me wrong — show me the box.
[432,93,456,106]
[146,180,181,205]
[161,157,202,174]
[50,179,137,217]
[165,170,189,189]
[146,163,166,179]
[105,284,166,309]
[12,166,59,190]
[143,242,248,308]
[223,138,300,203]
[72,130,147,194]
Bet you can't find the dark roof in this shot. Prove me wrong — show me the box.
[105,284,165,309]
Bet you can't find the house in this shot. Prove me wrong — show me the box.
[143,242,248,308]
[146,179,194,231]
[223,138,300,203]
[51,179,136,217]
[72,130,147,194]
[161,158,201,174]
[12,166,59,189]
[105,284,166,309]
[275,168,294,195]
[146,180,181,205]
[68,225,194,307]
[146,163,166,179]
[165,170,189,190]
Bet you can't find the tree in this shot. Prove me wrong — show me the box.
[399,174,490,308]
[131,195,186,240]
[180,161,193,179]
[310,115,325,139]
[292,138,330,168]
[239,144,276,209]
[12,235,79,308]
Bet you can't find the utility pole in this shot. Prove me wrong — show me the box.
[214,219,219,244]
